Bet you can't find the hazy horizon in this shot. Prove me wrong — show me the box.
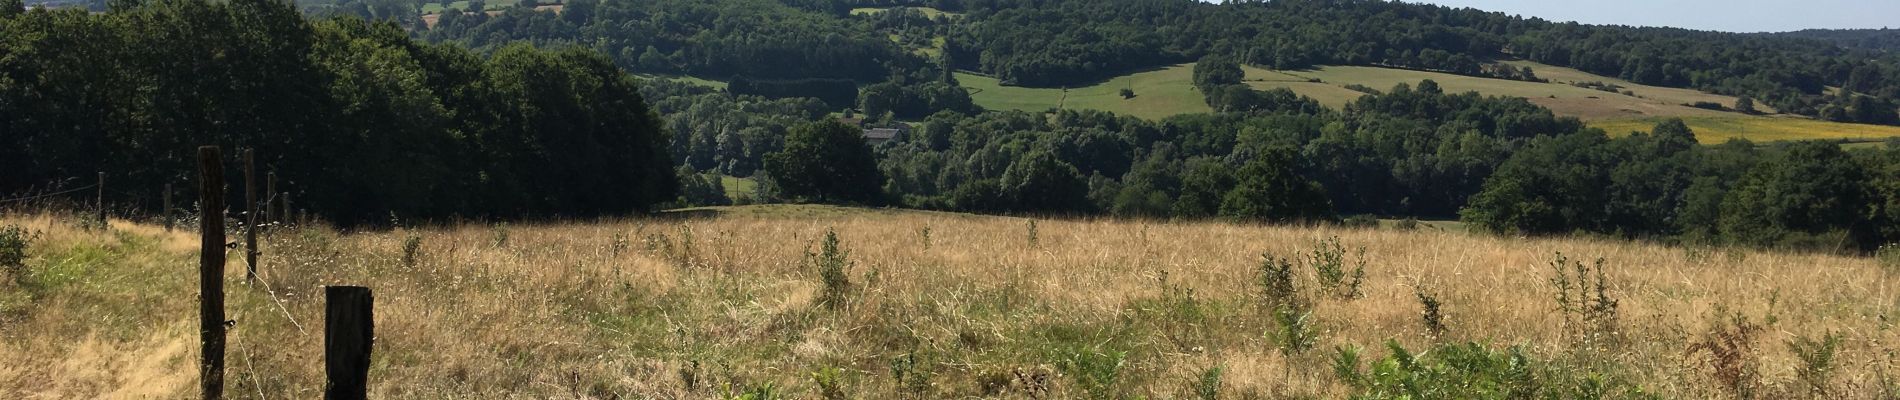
[1401,0,1896,33]
[1201,0,1898,33]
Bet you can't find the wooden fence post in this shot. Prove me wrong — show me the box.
[163,183,173,233]
[95,171,106,230]
[266,172,277,227]
[197,146,226,400]
[325,286,373,400]
[243,149,257,284]
[280,192,290,227]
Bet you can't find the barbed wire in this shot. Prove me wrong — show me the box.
[0,183,99,204]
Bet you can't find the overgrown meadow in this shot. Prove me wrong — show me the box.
[4,205,1899,399]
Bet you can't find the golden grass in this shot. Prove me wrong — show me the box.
[1592,116,1900,144]
[4,205,1899,398]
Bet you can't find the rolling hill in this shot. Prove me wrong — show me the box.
[953,59,1900,143]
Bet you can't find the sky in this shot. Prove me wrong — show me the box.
[1398,0,1900,33]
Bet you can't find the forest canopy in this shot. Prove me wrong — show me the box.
[0,0,676,224]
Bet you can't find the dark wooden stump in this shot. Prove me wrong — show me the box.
[325,286,373,400]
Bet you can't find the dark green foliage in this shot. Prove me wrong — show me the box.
[674,167,732,207]
[1734,96,1758,114]
[1719,141,1871,251]
[859,81,978,120]
[1059,349,1127,400]
[728,76,861,109]
[1218,146,1334,223]
[1192,56,1243,90]
[1195,366,1221,400]
[1415,286,1446,338]
[1333,340,1651,399]
[426,0,916,82]
[765,120,885,204]
[1256,254,1298,310]
[1271,305,1317,355]
[810,367,847,400]
[0,5,675,224]
[1463,118,1855,248]
[1000,151,1090,214]
[0,225,30,280]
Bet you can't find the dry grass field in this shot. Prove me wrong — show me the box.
[1591,116,1900,144]
[4,204,1900,398]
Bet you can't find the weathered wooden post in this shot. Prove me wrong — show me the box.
[266,172,277,226]
[163,183,174,232]
[197,146,226,400]
[243,149,257,284]
[95,171,106,230]
[280,192,291,227]
[325,286,373,400]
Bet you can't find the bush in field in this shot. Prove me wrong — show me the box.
[1306,236,1366,299]
[1788,331,1843,397]
[808,229,853,308]
[0,224,30,282]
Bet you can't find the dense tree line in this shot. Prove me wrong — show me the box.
[1767,28,1900,53]
[1461,120,1900,253]
[944,0,1900,125]
[824,80,1584,223]
[0,0,675,224]
[423,0,922,83]
[638,79,829,180]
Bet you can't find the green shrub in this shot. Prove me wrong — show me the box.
[1788,331,1843,397]
[809,229,852,308]
[889,349,932,394]
[1195,365,1222,400]
[1059,349,1126,399]
[1333,340,1650,399]
[1307,237,1366,299]
[727,382,783,400]
[1415,286,1446,338]
[811,366,847,400]
[400,234,423,267]
[1257,254,1299,309]
[1270,305,1317,355]
[0,225,30,279]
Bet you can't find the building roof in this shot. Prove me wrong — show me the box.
[863,128,901,140]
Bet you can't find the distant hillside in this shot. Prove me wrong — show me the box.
[1766,28,1900,52]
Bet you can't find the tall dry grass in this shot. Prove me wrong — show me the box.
[2,204,1898,398]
